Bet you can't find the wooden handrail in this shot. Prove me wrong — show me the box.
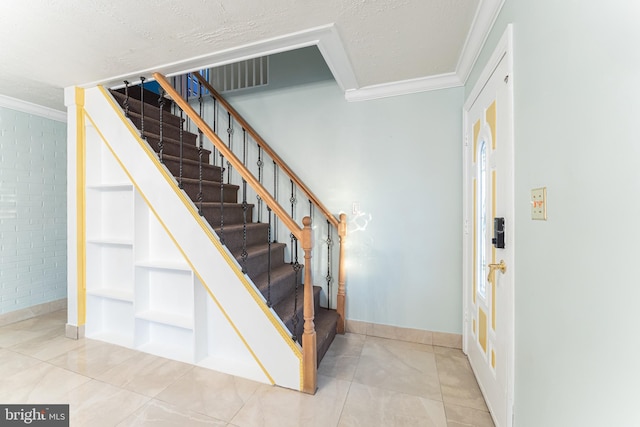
[155,72,351,394]
[153,73,303,240]
[155,71,318,393]
[192,71,349,335]
[192,72,340,229]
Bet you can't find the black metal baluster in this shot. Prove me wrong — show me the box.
[219,152,226,245]
[184,75,191,133]
[273,161,278,242]
[289,179,296,264]
[171,76,176,116]
[267,207,273,307]
[291,238,301,341]
[326,220,333,310]
[158,89,165,163]
[227,112,233,184]
[178,105,184,189]
[123,80,130,118]
[139,76,146,138]
[212,97,218,167]
[241,129,248,273]
[242,128,248,166]
[256,145,263,223]
[197,82,204,215]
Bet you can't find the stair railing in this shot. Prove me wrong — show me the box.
[188,71,348,334]
[153,72,320,393]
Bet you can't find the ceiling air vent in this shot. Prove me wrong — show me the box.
[209,56,269,93]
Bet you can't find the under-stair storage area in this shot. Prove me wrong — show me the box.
[72,84,342,392]
[133,193,204,363]
[84,125,136,347]
[83,119,207,363]
[77,93,303,388]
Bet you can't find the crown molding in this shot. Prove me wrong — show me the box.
[2,2,504,112]
[345,72,462,102]
[88,23,358,94]
[456,0,506,85]
[75,1,503,105]
[345,0,505,102]
[0,94,67,122]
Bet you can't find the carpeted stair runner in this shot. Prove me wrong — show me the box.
[111,87,338,365]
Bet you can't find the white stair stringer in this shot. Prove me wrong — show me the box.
[81,86,303,390]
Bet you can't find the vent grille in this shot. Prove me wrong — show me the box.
[210,56,269,93]
[179,57,269,100]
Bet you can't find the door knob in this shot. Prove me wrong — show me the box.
[487,260,507,282]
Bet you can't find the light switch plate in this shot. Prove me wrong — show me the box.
[531,187,547,220]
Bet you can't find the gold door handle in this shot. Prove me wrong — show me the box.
[487,260,507,282]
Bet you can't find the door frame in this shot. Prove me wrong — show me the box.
[462,24,514,427]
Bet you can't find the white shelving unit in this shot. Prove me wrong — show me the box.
[84,130,206,362]
[84,133,136,347]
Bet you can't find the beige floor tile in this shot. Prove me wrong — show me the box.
[0,361,91,403]
[96,351,193,397]
[445,403,495,427]
[318,333,365,381]
[0,310,496,426]
[231,375,349,427]
[116,399,227,426]
[0,323,63,348]
[365,335,435,353]
[352,335,441,400]
[433,346,467,359]
[155,366,260,422]
[0,348,42,378]
[48,339,139,378]
[67,379,150,427]
[339,382,447,427]
[436,353,488,411]
[8,331,86,361]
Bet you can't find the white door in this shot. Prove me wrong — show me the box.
[463,27,514,427]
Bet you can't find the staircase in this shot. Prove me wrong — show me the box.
[109,85,339,366]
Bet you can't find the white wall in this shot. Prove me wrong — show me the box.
[224,48,465,334]
[467,1,640,425]
[0,106,67,314]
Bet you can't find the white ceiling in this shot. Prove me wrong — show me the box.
[0,0,500,113]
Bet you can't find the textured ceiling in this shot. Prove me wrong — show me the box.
[0,0,480,111]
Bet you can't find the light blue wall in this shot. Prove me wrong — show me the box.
[0,107,67,314]
[225,47,464,334]
[467,1,640,425]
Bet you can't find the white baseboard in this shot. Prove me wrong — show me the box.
[345,319,462,349]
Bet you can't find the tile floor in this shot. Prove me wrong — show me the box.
[0,310,494,426]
